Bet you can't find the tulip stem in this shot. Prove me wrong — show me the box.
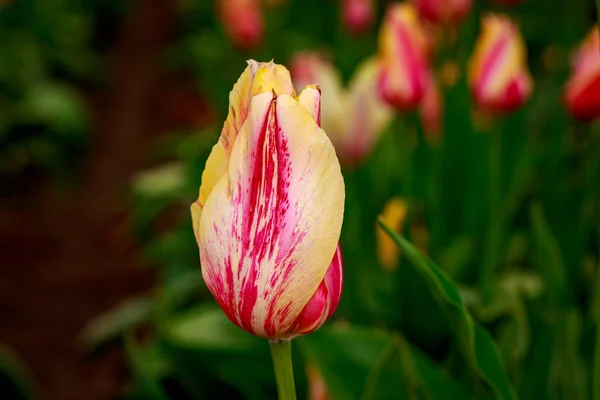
[481,124,502,303]
[269,340,297,400]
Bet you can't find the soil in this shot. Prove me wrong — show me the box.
[0,1,212,399]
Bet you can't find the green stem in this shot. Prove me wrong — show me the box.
[481,124,502,303]
[594,216,600,400]
[269,340,297,400]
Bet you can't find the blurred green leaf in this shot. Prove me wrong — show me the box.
[530,201,570,307]
[377,218,517,400]
[0,345,36,400]
[80,297,154,350]
[298,325,470,400]
[124,332,170,400]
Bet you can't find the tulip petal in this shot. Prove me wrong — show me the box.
[198,92,345,339]
[296,85,322,125]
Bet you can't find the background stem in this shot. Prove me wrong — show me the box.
[269,340,297,400]
[482,122,502,303]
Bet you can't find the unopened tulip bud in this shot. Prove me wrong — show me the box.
[377,4,429,110]
[564,28,600,121]
[218,0,263,49]
[411,0,472,25]
[468,14,532,114]
[290,53,392,166]
[191,60,345,340]
[341,0,374,35]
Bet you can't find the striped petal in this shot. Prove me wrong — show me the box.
[198,91,345,339]
[193,60,295,241]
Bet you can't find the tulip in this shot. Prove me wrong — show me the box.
[341,0,374,35]
[467,14,532,114]
[377,3,430,111]
[191,60,345,341]
[419,69,443,142]
[290,53,393,166]
[217,0,263,49]
[411,0,472,25]
[564,27,600,121]
[307,365,330,400]
[376,198,408,270]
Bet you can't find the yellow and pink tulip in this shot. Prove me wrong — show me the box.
[564,27,600,121]
[376,3,430,111]
[468,14,532,114]
[191,60,345,340]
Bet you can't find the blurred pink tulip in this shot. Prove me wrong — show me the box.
[218,0,263,49]
[468,14,532,114]
[290,52,393,166]
[191,60,345,340]
[564,27,600,121]
[341,0,374,35]
[376,3,429,111]
[411,0,472,25]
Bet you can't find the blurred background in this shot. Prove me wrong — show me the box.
[0,0,598,399]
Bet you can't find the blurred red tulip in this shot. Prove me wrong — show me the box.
[564,27,600,121]
[411,0,472,25]
[341,0,374,35]
[468,14,532,114]
[307,366,330,400]
[377,3,429,111]
[218,0,263,49]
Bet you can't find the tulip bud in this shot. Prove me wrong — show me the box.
[376,198,408,270]
[218,0,263,49]
[341,0,374,35]
[411,0,472,25]
[377,4,429,110]
[191,60,345,340]
[564,27,600,121]
[467,14,532,114]
[420,69,443,142]
[290,53,392,166]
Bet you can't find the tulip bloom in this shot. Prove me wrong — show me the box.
[468,14,532,114]
[411,0,472,25]
[377,3,430,110]
[341,0,374,35]
[217,0,263,49]
[564,27,600,121]
[191,60,345,340]
[290,53,392,166]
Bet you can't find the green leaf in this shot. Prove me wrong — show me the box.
[0,345,36,400]
[124,332,170,400]
[376,218,517,400]
[298,325,470,400]
[529,201,570,307]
